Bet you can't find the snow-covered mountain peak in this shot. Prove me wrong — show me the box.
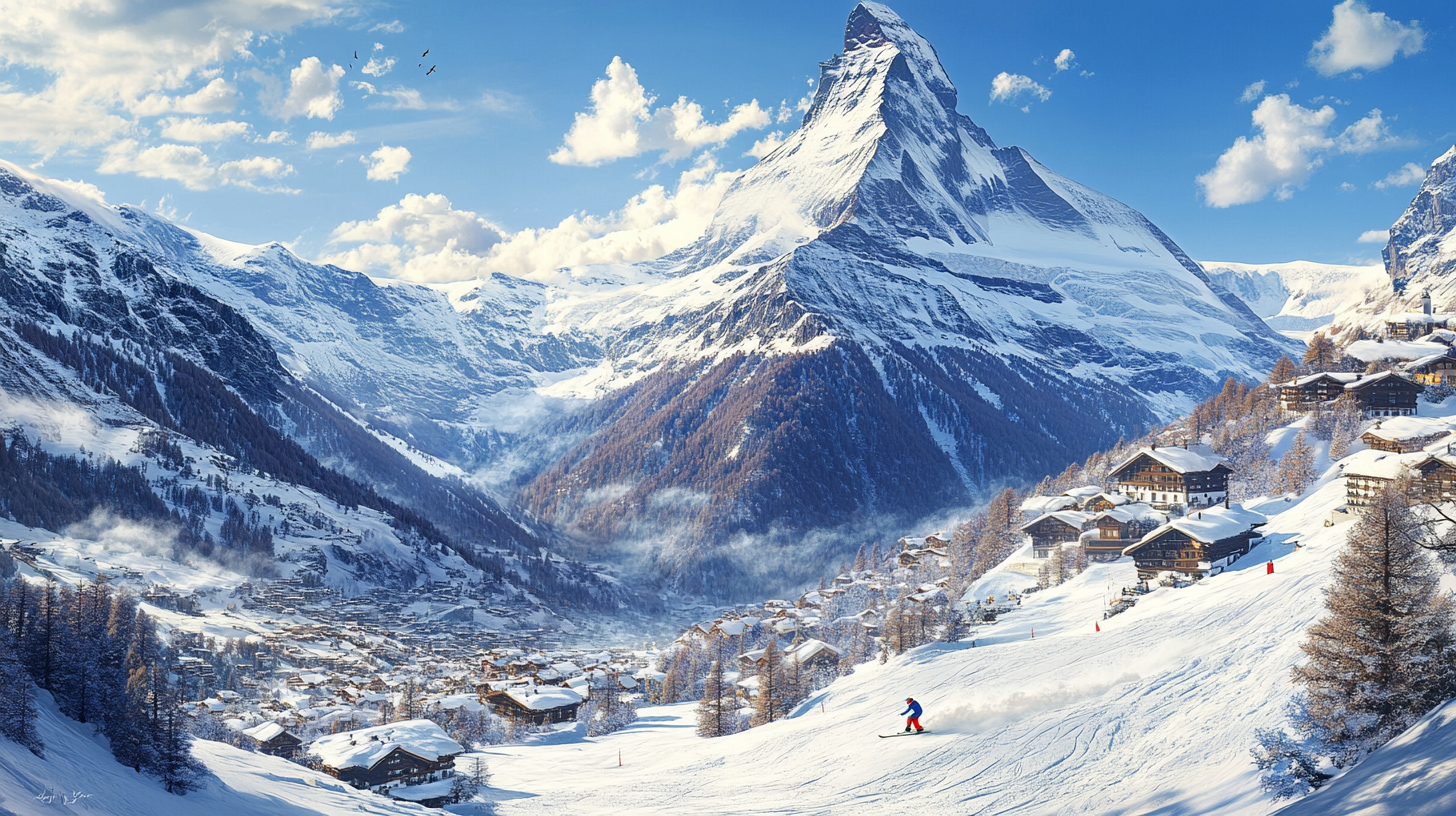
[842,2,957,109]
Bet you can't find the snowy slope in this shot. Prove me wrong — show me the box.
[1273,698,1456,816]
[478,472,1365,814]
[0,689,479,816]
[1203,260,1387,332]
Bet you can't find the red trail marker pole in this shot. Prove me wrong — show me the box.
[1095,622,1100,632]
[618,749,622,767]
[1267,560,1274,575]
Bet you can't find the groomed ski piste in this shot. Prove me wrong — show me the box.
[3,411,1456,815]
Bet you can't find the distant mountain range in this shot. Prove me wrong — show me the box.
[0,3,1303,598]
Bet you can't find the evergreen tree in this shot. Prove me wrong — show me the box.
[0,626,42,756]
[940,607,968,643]
[1290,483,1456,768]
[1270,355,1299,385]
[1303,332,1338,373]
[1327,395,1367,460]
[852,544,867,573]
[151,673,203,794]
[749,640,783,726]
[1251,726,1330,800]
[696,659,739,738]
[1277,432,1316,496]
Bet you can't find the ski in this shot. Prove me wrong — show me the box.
[879,731,929,738]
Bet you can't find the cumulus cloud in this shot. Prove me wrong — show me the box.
[306,130,356,149]
[258,130,292,145]
[371,20,405,34]
[1358,229,1390,243]
[0,1,337,153]
[323,156,738,283]
[1239,80,1266,103]
[1309,0,1425,76]
[1053,49,1075,72]
[361,55,396,77]
[549,57,772,166]
[98,139,297,192]
[275,56,344,120]
[363,144,411,181]
[1372,161,1425,189]
[159,117,250,143]
[989,72,1051,105]
[349,80,457,111]
[1196,94,1396,207]
[746,131,785,160]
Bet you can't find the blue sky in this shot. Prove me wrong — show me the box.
[1,0,1451,280]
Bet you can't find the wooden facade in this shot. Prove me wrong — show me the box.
[321,746,456,794]
[249,729,302,758]
[483,690,582,725]
[1406,351,1456,385]
[1361,429,1447,454]
[1277,373,1359,412]
[1083,515,1161,562]
[1416,456,1456,505]
[1346,373,1422,417]
[1019,514,1084,559]
[1112,453,1231,511]
[1124,528,1257,581]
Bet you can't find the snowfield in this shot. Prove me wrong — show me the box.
[474,477,1362,815]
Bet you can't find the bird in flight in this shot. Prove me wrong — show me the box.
[422,48,430,57]
[426,65,436,76]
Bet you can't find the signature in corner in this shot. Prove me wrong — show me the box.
[34,788,94,805]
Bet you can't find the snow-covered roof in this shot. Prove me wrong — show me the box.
[309,719,463,770]
[1018,510,1089,533]
[1348,338,1449,362]
[1362,416,1454,444]
[1060,485,1103,501]
[786,638,845,664]
[1020,495,1079,515]
[1345,370,1416,390]
[1343,449,1428,480]
[1112,445,1229,476]
[1091,503,1165,525]
[1125,505,1265,553]
[715,620,748,636]
[500,685,583,711]
[1405,350,1456,370]
[242,721,289,742]
[1281,372,1361,388]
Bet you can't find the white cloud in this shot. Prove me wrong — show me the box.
[1239,80,1266,103]
[1373,162,1426,189]
[549,57,772,166]
[275,56,344,120]
[1358,229,1390,243]
[258,130,292,144]
[1053,49,1075,72]
[478,90,525,114]
[1340,181,1357,191]
[361,56,396,77]
[324,156,738,283]
[98,139,296,192]
[306,130,357,149]
[363,144,411,181]
[1196,95,1396,207]
[349,80,457,111]
[1309,0,1425,76]
[989,72,1051,105]
[159,117,250,143]
[746,131,785,160]
[371,20,405,34]
[0,1,337,153]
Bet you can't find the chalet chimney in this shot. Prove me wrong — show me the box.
[1423,289,1433,316]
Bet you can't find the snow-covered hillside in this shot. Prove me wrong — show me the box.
[1203,260,1386,333]
[470,404,1456,814]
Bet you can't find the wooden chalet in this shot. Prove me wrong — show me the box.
[1018,511,1087,559]
[1385,290,1454,340]
[1415,454,1456,505]
[240,721,302,758]
[785,639,845,673]
[1360,417,1452,454]
[310,720,462,802]
[1404,349,1456,385]
[1080,491,1130,513]
[484,685,583,725]
[1342,450,1424,508]
[1122,506,1266,581]
[1276,372,1361,412]
[1110,445,1232,511]
[1082,507,1165,562]
[1344,371,1422,418]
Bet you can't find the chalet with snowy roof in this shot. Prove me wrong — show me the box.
[1019,511,1088,559]
[1122,505,1266,581]
[1360,417,1453,454]
[1403,349,1456,385]
[483,684,583,725]
[784,639,845,673]
[1081,505,1166,562]
[1344,371,1422,417]
[241,721,302,757]
[1343,450,1425,508]
[1080,491,1130,512]
[1277,372,1361,412]
[309,719,462,806]
[1019,494,1080,522]
[1386,290,1455,340]
[1110,445,1232,511]
[1414,454,1456,505]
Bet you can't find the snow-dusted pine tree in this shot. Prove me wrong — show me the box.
[0,626,42,756]
[1250,725,1330,800]
[1290,482,1456,768]
[696,659,740,737]
[1277,432,1316,496]
[1327,395,1366,460]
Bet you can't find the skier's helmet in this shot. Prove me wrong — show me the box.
[906,697,913,703]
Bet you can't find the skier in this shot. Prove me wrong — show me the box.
[900,697,924,732]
